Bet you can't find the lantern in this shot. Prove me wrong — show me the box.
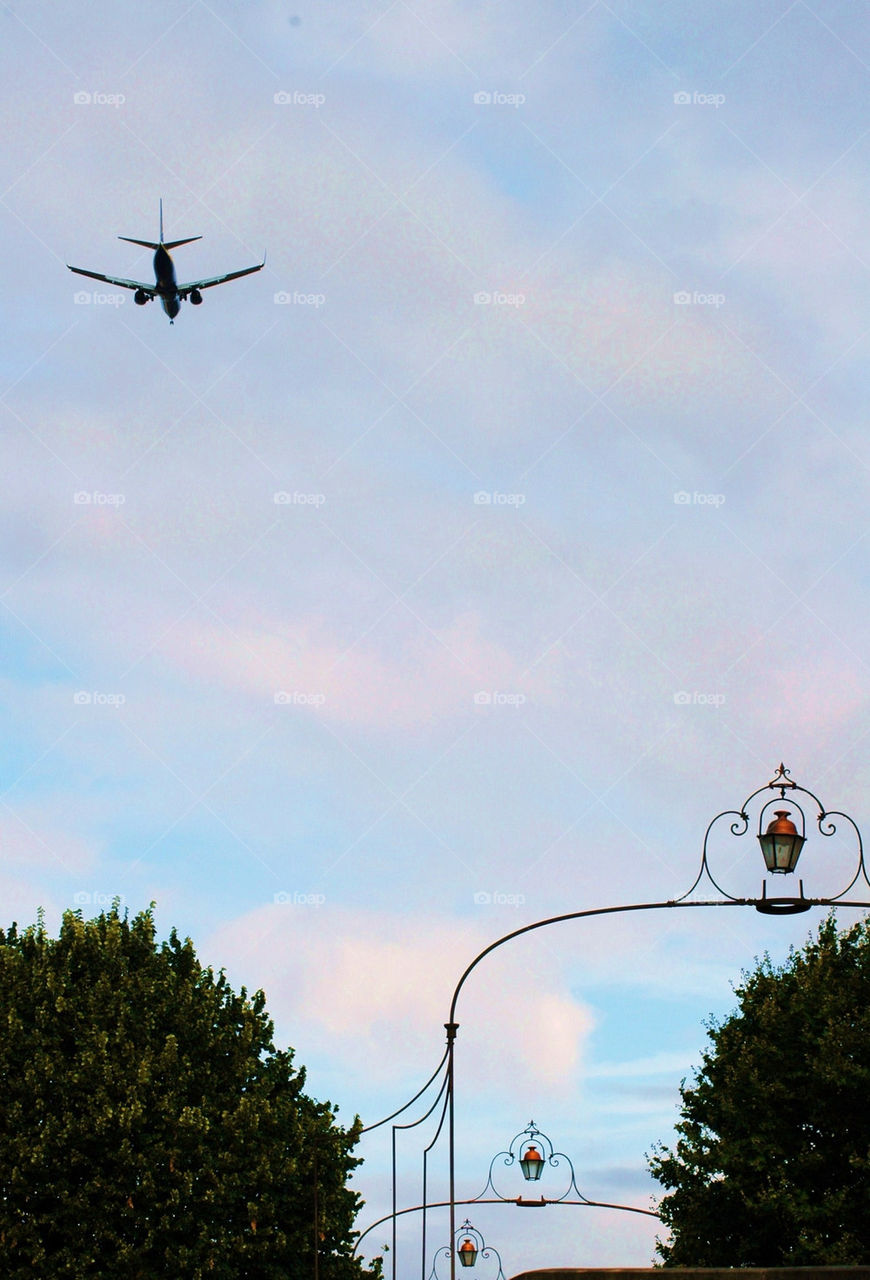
[458,1237,478,1268]
[519,1144,544,1181]
[758,810,805,873]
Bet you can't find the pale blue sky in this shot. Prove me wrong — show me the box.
[2,0,870,1270]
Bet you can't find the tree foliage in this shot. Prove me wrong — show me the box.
[0,905,378,1279]
[649,914,870,1267]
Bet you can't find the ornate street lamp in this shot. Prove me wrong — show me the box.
[355,764,870,1280]
[684,762,867,915]
[473,1122,593,1207]
[430,1221,503,1280]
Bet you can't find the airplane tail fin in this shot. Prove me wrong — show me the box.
[118,198,202,251]
[157,197,201,249]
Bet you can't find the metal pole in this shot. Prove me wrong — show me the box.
[445,1022,458,1280]
[314,1148,319,1280]
[392,1125,398,1280]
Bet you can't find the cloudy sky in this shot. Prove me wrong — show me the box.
[3,0,870,1271]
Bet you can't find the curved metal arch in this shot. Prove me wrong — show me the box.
[353,1192,659,1257]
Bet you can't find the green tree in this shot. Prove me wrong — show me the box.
[649,914,870,1267]
[0,904,379,1280]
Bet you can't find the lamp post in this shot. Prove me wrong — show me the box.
[357,765,870,1280]
[313,1144,319,1280]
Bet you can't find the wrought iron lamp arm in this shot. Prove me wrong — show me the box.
[444,896,747,1280]
[674,808,749,901]
[818,809,870,899]
[448,898,729,1025]
[362,1042,451,1133]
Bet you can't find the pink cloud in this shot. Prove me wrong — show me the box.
[209,901,594,1100]
[0,807,99,876]
[162,609,539,730]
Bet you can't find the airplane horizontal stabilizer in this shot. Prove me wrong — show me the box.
[117,235,203,250]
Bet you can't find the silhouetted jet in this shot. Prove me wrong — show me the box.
[67,200,264,323]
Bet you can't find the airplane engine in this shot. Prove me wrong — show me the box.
[189,289,203,305]
[134,289,148,306]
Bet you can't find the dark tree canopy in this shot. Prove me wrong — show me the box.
[649,914,870,1267]
[0,905,377,1279]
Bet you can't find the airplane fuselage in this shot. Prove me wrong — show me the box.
[153,246,180,320]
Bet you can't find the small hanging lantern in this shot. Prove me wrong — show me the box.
[758,809,805,874]
[458,1237,478,1268]
[519,1144,544,1181]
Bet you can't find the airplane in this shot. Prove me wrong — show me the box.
[67,200,264,323]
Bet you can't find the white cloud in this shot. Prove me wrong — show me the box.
[210,901,594,1102]
[0,806,100,876]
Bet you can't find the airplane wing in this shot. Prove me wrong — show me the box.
[67,264,155,294]
[177,260,264,298]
